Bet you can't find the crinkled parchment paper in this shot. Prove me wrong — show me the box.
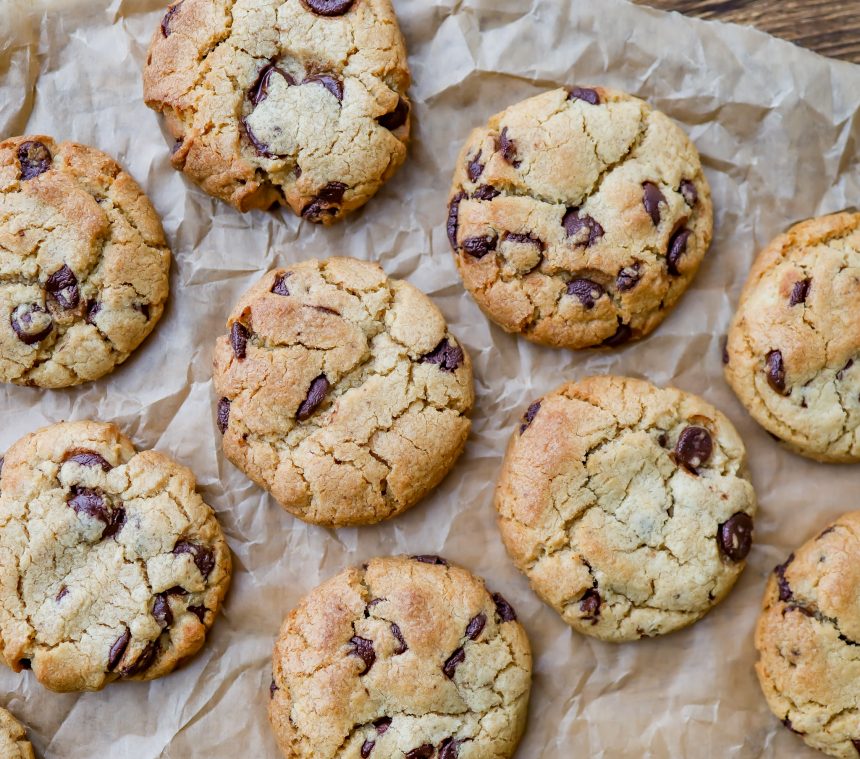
[1,0,860,756]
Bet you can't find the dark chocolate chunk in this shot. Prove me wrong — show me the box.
[520,401,541,434]
[775,554,795,602]
[442,647,465,679]
[271,272,292,296]
[718,513,754,562]
[173,540,215,578]
[17,140,52,180]
[304,73,344,102]
[390,623,407,655]
[579,588,601,623]
[471,185,500,201]
[405,746,434,759]
[616,263,641,292]
[567,278,605,309]
[301,0,355,15]
[567,87,600,105]
[766,350,787,394]
[108,628,131,671]
[412,555,448,566]
[789,279,811,306]
[462,234,498,259]
[674,426,713,471]
[10,304,53,345]
[420,339,464,372]
[296,375,331,421]
[302,182,348,223]
[467,151,484,182]
[378,97,409,131]
[447,191,465,250]
[152,594,173,628]
[680,179,698,207]
[349,636,376,675]
[45,265,80,310]
[120,639,159,677]
[642,182,666,226]
[504,231,545,250]
[492,592,517,622]
[63,449,112,471]
[439,738,463,759]
[217,397,231,434]
[562,208,604,247]
[667,228,692,276]
[230,322,249,359]
[161,1,184,36]
[465,613,486,641]
[497,127,520,167]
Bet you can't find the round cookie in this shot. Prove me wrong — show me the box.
[725,212,860,462]
[756,512,860,758]
[495,375,756,642]
[212,258,474,528]
[447,86,713,350]
[268,555,532,759]
[0,135,171,388]
[0,708,34,759]
[0,421,231,692]
[143,0,411,221]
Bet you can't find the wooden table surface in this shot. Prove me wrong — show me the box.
[635,0,860,64]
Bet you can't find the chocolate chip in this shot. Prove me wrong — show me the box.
[56,586,69,602]
[616,263,641,292]
[304,73,344,102]
[667,228,692,276]
[374,717,392,734]
[173,540,215,578]
[17,140,52,180]
[390,623,407,655]
[230,322,248,359]
[504,231,545,251]
[497,127,520,167]
[675,426,713,471]
[134,303,151,320]
[462,234,498,259]
[465,613,486,641]
[270,680,278,698]
[520,401,541,434]
[567,87,600,105]
[242,117,279,158]
[360,741,375,758]
[296,374,331,420]
[775,554,795,602]
[642,182,666,226]
[302,182,348,223]
[817,526,836,540]
[378,97,409,131]
[439,738,463,759]
[217,397,231,434]
[101,507,126,539]
[10,303,53,345]
[161,1,183,36]
[412,555,448,566]
[718,513,753,562]
[567,278,604,309]
[838,359,855,380]
[45,265,80,310]
[789,279,811,306]
[471,184,500,201]
[152,594,173,628]
[405,746,434,759]
[85,301,101,325]
[492,592,517,622]
[766,350,787,394]
[579,589,601,623]
[188,605,207,622]
[120,639,159,677]
[271,272,292,296]
[420,339,464,372]
[467,151,484,182]
[722,337,729,365]
[108,628,131,671]
[658,433,669,448]
[301,0,355,15]
[349,636,376,674]
[68,487,109,522]
[602,320,632,348]
[680,179,698,207]
[447,191,465,250]
[63,449,112,471]
[442,647,465,679]
[562,208,604,247]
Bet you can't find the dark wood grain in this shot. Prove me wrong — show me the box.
[635,0,860,63]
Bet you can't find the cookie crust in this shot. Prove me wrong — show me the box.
[725,212,860,462]
[0,421,231,692]
[268,555,532,759]
[0,708,34,759]
[495,376,756,642]
[143,0,411,221]
[447,87,713,350]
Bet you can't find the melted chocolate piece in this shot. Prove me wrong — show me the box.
[378,97,409,130]
[420,339,464,372]
[296,375,331,421]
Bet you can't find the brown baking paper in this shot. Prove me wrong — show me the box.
[1,0,859,756]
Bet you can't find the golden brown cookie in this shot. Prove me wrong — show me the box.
[143,0,411,221]
[447,86,713,349]
[725,212,860,462]
[268,555,532,759]
[0,708,34,759]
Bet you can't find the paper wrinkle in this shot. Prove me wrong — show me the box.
[0,0,859,756]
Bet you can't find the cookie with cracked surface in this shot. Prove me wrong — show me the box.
[0,708,34,759]
[143,0,411,221]
[0,421,231,692]
[755,512,860,758]
[725,212,860,462]
[212,258,474,527]
[495,375,756,642]
[268,555,531,759]
[0,136,171,388]
[447,86,713,350]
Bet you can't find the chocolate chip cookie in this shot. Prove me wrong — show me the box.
[495,376,756,642]
[212,258,474,528]
[0,136,171,388]
[143,0,411,221]
[725,212,860,462]
[447,86,713,349]
[0,421,231,692]
[0,708,34,759]
[268,555,532,759]
[756,512,860,758]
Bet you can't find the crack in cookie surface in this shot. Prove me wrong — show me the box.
[495,376,756,642]
[0,421,231,692]
[447,87,713,350]
[212,258,474,527]
[143,0,411,220]
[0,136,171,388]
[725,212,860,462]
[268,556,532,759]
